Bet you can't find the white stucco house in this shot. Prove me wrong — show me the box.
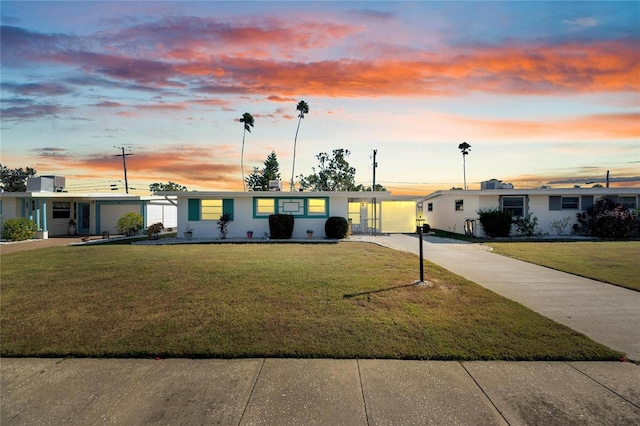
[420,179,640,237]
[0,176,177,238]
[160,190,423,239]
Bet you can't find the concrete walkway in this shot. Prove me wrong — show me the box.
[2,358,639,425]
[2,234,640,425]
[352,234,640,361]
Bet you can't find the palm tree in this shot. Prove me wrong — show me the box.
[290,100,309,191]
[458,142,471,190]
[239,112,254,191]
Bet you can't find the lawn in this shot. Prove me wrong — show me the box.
[0,242,623,360]
[487,241,640,291]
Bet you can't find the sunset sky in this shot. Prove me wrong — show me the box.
[1,1,638,195]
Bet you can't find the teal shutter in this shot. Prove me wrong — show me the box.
[188,199,200,221]
[223,199,234,220]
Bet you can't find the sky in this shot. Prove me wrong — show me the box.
[1,1,639,195]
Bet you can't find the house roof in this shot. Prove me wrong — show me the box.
[158,190,425,202]
[421,187,640,201]
[0,192,172,201]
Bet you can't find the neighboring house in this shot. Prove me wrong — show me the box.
[0,176,177,238]
[421,179,640,237]
[161,190,422,239]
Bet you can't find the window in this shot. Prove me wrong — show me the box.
[550,196,580,210]
[428,203,433,212]
[256,198,275,216]
[455,200,463,211]
[52,202,71,219]
[201,199,223,220]
[619,196,637,209]
[254,197,330,218]
[348,202,361,225]
[307,198,327,215]
[561,197,579,210]
[502,196,524,217]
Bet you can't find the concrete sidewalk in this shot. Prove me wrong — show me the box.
[354,234,640,361]
[2,358,639,425]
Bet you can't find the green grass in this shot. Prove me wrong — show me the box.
[487,241,640,291]
[0,243,623,360]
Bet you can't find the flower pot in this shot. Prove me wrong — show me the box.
[307,232,313,238]
[68,225,77,236]
[247,231,253,238]
[183,231,193,240]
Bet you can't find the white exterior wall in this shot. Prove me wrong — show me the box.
[424,189,640,237]
[527,194,577,236]
[424,192,494,236]
[0,198,18,232]
[177,193,352,239]
[100,204,140,235]
[146,202,178,229]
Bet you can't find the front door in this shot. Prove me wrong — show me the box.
[78,203,90,234]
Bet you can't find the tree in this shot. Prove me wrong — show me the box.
[298,149,357,191]
[354,183,386,192]
[0,165,37,192]
[149,181,188,194]
[245,151,281,191]
[239,112,255,191]
[291,100,309,191]
[458,142,471,190]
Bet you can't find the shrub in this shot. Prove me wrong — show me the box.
[512,214,540,237]
[269,214,294,239]
[116,212,144,236]
[477,208,513,238]
[217,213,231,239]
[146,222,164,237]
[549,216,572,236]
[576,197,640,239]
[1,217,38,241]
[325,216,349,239]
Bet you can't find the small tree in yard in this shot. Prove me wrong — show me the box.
[116,212,144,236]
[477,208,513,238]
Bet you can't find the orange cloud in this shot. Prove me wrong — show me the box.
[456,112,639,141]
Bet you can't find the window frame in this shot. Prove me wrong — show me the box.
[619,196,637,209]
[52,201,71,219]
[201,199,223,221]
[253,196,330,218]
[502,196,525,217]
[454,199,464,212]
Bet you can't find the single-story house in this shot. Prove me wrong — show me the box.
[420,180,640,237]
[0,176,177,238]
[160,190,423,239]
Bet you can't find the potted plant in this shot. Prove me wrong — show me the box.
[247,230,253,239]
[68,219,77,236]
[147,222,164,239]
[217,212,231,239]
[307,229,314,238]
[183,225,193,240]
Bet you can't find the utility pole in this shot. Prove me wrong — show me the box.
[114,146,133,194]
[372,149,378,236]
